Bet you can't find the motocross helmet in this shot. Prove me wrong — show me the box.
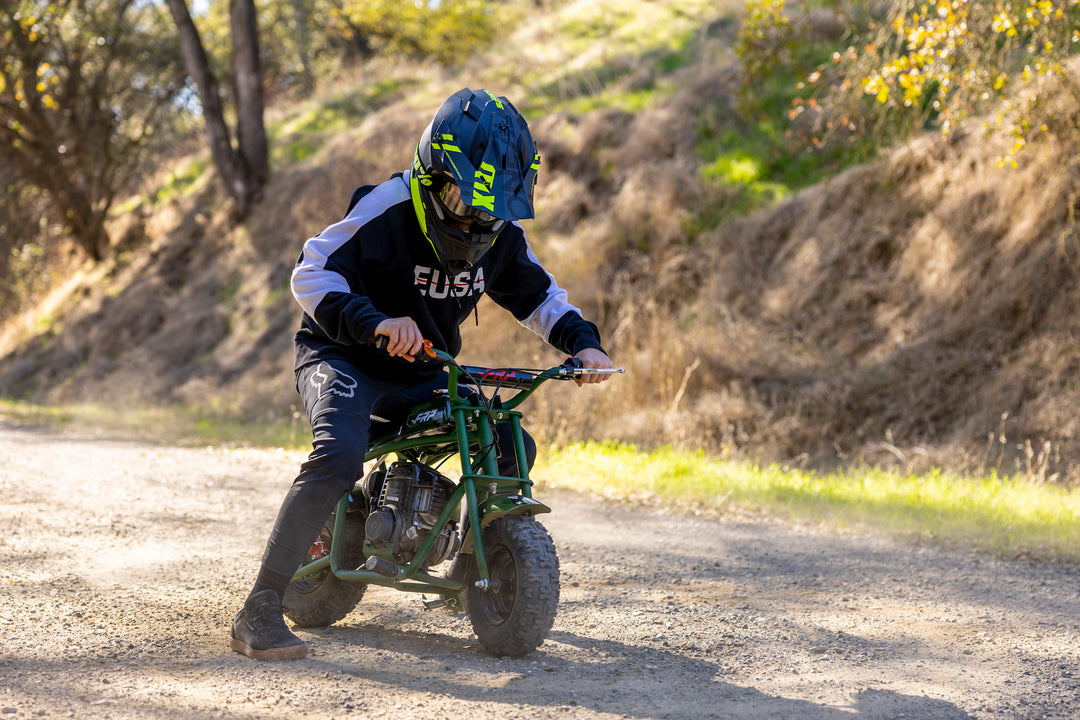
[410,88,540,274]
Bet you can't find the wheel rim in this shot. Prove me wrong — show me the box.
[478,544,517,625]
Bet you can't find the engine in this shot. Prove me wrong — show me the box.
[364,462,459,567]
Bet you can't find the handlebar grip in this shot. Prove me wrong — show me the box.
[374,334,438,364]
[554,358,625,380]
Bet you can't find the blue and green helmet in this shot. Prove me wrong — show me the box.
[410,88,541,273]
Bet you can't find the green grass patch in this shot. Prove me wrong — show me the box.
[542,80,674,117]
[270,102,348,164]
[268,78,417,165]
[109,194,144,218]
[535,442,1080,564]
[519,2,725,117]
[692,33,878,228]
[152,156,212,205]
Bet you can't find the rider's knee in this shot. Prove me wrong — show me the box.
[300,415,370,495]
[296,449,364,498]
[496,425,537,474]
[522,431,537,471]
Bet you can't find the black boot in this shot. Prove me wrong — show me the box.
[229,589,308,661]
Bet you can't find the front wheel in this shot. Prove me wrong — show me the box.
[283,511,367,627]
[466,515,560,657]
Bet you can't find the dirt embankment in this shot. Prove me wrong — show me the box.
[1,422,1079,719]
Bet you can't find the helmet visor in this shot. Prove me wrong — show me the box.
[433,175,499,228]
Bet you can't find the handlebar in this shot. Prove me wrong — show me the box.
[462,362,624,390]
[374,334,624,393]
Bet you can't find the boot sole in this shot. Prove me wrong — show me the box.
[229,636,308,661]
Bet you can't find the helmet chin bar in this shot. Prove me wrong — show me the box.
[418,180,505,273]
[435,224,499,272]
[445,258,473,275]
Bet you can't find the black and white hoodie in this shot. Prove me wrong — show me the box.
[291,172,605,383]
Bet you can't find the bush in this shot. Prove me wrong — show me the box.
[785,0,1080,165]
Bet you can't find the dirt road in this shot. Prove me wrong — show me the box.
[1,422,1078,719]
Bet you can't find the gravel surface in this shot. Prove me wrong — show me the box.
[1,421,1079,719]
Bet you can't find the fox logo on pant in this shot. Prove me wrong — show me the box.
[310,363,359,398]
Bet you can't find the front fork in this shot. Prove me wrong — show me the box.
[453,406,540,588]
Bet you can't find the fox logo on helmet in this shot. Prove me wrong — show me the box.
[309,363,359,399]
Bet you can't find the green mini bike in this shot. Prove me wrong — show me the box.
[282,342,621,657]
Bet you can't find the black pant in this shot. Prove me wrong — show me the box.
[251,357,536,599]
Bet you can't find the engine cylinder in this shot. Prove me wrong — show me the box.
[366,462,459,565]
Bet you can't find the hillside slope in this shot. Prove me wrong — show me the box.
[3,2,1080,482]
[602,123,1080,479]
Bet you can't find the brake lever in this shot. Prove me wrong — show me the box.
[560,357,584,373]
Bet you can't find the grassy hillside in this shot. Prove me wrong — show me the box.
[3,0,1080,484]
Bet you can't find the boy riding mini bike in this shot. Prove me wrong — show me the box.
[280,340,621,657]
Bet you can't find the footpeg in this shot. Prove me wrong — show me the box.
[365,555,401,578]
[421,594,460,611]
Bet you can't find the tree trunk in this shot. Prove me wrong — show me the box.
[164,0,266,219]
[1,6,109,259]
[292,0,315,96]
[231,0,269,188]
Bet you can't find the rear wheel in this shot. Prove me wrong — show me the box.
[467,515,559,657]
[283,511,367,627]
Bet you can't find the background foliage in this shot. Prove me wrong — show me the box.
[0,1,184,263]
[735,0,1080,167]
[192,0,511,100]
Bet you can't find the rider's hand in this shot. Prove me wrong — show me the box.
[375,317,424,361]
[573,347,614,385]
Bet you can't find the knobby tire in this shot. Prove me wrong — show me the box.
[466,515,560,657]
[283,511,368,627]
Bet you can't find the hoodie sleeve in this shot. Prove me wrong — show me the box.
[290,187,395,345]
